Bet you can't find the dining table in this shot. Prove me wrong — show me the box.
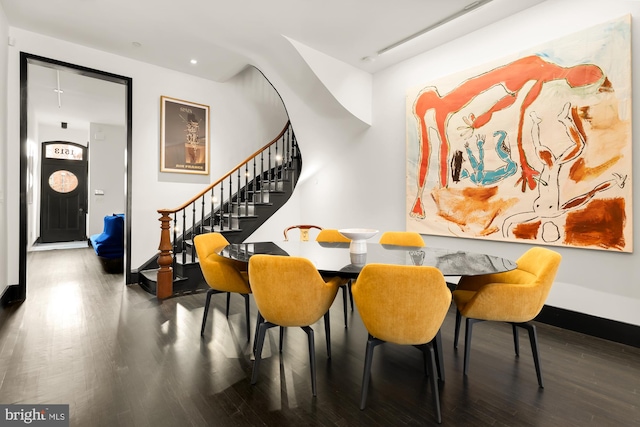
[218,240,517,279]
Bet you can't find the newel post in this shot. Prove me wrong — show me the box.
[157,210,173,299]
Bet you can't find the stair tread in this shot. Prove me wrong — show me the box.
[140,268,188,283]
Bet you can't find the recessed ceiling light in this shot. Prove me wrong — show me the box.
[190,59,198,65]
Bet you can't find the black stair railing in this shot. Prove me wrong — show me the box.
[155,121,298,298]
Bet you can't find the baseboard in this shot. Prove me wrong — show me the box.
[0,285,23,308]
[536,305,639,348]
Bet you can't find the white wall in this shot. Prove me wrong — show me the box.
[262,0,639,326]
[5,29,287,280]
[88,123,126,237]
[0,4,8,287]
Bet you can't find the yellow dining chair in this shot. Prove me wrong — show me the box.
[316,228,352,327]
[194,232,252,340]
[378,231,425,247]
[453,246,562,388]
[352,264,451,424]
[283,224,323,242]
[248,254,342,396]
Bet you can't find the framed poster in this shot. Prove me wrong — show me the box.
[406,15,632,252]
[160,96,210,174]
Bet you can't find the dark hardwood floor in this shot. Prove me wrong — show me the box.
[1,247,638,426]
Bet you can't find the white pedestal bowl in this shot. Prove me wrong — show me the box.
[338,228,379,254]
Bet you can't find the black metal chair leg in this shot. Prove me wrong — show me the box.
[426,344,443,424]
[302,326,317,396]
[279,327,285,352]
[324,311,331,359]
[251,321,276,385]
[433,329,445,382]
[253,312,264,355]
[225,292,231,317]
[341,285,348,328]
[200,289,215,336]
[359,336,384,410]
[454,309,462,349]
[348,281,354,311]
[520,322,544,388]
[418,344,428,376]
[464,318,484,375]
[511,322,520,356]
[242,294,251,341]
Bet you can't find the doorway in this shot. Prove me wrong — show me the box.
[39,141,88,244]
[11,53,133,304]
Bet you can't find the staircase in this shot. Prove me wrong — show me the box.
[137,121,300,297]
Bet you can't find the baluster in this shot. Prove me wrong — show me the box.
[172,213,177,277]
[191,202,196,262]
[274,139,280,189]
[200,195,205,235]
[252,157,257,209]
[228,174,233,230]
[220,180,224,231]
[284,126,290,172]
[210,187,215,233]
[244,162,249,215]
[260,151,264,202]
[268,146,273,191]
[182,209,187,265]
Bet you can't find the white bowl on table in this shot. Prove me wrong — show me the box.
[338,228,379,254]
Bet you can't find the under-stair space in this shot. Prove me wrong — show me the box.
[137,122,300,297]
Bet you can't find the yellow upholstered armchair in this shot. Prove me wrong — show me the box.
[453,246,562,388]
[378,231,425,247]
[352,264,451,423]
[248,254,342,396]
[194,233,252,340]
[316,228,352,327]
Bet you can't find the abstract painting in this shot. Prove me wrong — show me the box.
[406,15,632,252]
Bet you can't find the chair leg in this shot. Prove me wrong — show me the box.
[463,318,484,375]
[225,292,231,318]
[302,326,317,396]
[359,335,384,410]
[454,309,462,349]
[433,329,445,382]
[511,322,520,356]
[517,322,544,388]
[279,327,285,352]
[243,294,251,342]
[348,280,354,311]
[341,284,348,328]
[200,289,216,336]
[253,312,264,355]
[251,321,277,385]
[324,311,331,359]
[426,343,443,424]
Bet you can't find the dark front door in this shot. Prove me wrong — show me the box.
[40,141,88,243]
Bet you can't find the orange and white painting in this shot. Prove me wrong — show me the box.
[406,15,632,252]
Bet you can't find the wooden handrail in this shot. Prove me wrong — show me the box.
[158,120,291,215]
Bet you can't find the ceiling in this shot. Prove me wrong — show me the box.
[2,0,547,130]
